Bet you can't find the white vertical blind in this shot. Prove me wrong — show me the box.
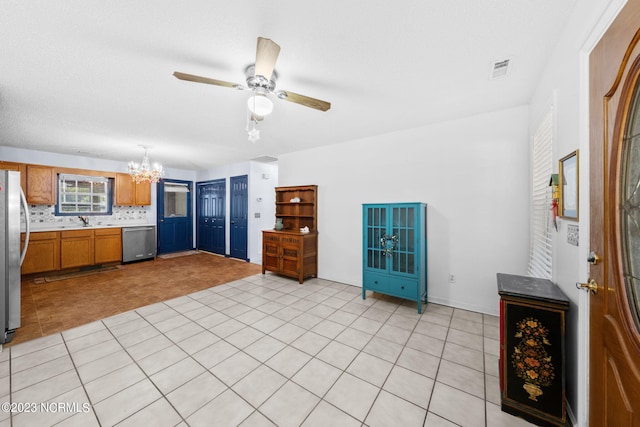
[528,109,554,279]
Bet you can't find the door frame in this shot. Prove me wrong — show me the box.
[581,0,640,424]
[576,1,630,424]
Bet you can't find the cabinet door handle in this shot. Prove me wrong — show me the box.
[374,281,378,284]
[401,286,405,290]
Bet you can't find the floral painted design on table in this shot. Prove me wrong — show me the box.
[511,317,555,401]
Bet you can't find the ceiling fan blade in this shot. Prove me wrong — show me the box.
[173,71,241,88]
[278,90,331,112]
[254,37,280,80]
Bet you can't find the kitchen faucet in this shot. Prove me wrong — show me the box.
[78,216,89,227]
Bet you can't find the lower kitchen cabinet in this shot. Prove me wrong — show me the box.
[262,230,317,283]
[21,232,60,275]
[21,227,125,275]
[94,228,122,263]
[60,229,94,269]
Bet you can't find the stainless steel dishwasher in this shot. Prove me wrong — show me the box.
[122,226,156,263]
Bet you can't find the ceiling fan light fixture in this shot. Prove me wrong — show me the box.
[247,94,273,116]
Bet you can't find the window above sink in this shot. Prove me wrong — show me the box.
[55,174,113,216]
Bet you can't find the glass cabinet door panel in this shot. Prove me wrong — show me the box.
[391,206,416,275]
[365,207,387,271]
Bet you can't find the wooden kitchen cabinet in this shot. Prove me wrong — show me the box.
[262,230,318,283]
[135,180,151,205]
[26,164,56,204]
[0,162,26,191]
[60,229,94,269]
[21,231,60,274]
[115,173,151,206]
[94,228,122,263]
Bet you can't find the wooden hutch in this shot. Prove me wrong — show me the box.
[262,185,318,283]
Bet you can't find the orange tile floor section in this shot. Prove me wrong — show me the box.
[11,252,262,347]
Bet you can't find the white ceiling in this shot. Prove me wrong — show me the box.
[0,0,576,170]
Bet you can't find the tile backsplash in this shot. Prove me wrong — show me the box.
[24,205,148,227]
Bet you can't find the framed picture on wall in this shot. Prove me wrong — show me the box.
[559,150,579,220]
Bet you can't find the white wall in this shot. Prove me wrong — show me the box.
[278,105,530,315]
[249,162,278,264]
[528,0,627,424]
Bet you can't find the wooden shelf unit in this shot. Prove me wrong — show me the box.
[263,185,318,283]
[275,185,317,232]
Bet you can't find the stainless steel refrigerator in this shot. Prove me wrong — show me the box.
[0,170,30,344]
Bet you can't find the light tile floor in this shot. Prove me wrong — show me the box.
[0,274,537,427]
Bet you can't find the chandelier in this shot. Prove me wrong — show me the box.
[128,147,164,184]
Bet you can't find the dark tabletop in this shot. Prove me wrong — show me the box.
[497,273,570,307]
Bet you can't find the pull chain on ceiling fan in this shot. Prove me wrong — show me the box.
[173,37,331,141]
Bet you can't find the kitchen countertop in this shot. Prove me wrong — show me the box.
[24,222,156,233]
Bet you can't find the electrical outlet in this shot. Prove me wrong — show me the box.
[449,274,456,284]
[567,224,579,246]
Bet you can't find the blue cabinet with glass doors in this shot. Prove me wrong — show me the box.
[362,203,427,313]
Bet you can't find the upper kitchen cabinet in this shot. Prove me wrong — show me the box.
[115,173,151,206]
[26,165,56,205]
[0,162,26,191]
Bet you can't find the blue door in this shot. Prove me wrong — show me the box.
[230,175,248,261]
[157,179,193,254]
[196,179,225,255]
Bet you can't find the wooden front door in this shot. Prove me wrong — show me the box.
[589,2,640,425]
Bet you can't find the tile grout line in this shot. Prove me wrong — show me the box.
[8,275,510,427]
[96,309,191,426]
[424,306,456,426]
[60,331,103,427]
[108,277,321,426]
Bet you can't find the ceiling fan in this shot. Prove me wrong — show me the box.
[173,37,331,114]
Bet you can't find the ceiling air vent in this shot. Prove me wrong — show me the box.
[490,58,510,79]
[251,155,278,163]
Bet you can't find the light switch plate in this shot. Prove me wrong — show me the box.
[567,224,579,246]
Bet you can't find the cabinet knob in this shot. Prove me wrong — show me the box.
[374,281,378,284]
[401,286,404,290]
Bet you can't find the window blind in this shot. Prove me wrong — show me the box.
[528,109,554,279]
